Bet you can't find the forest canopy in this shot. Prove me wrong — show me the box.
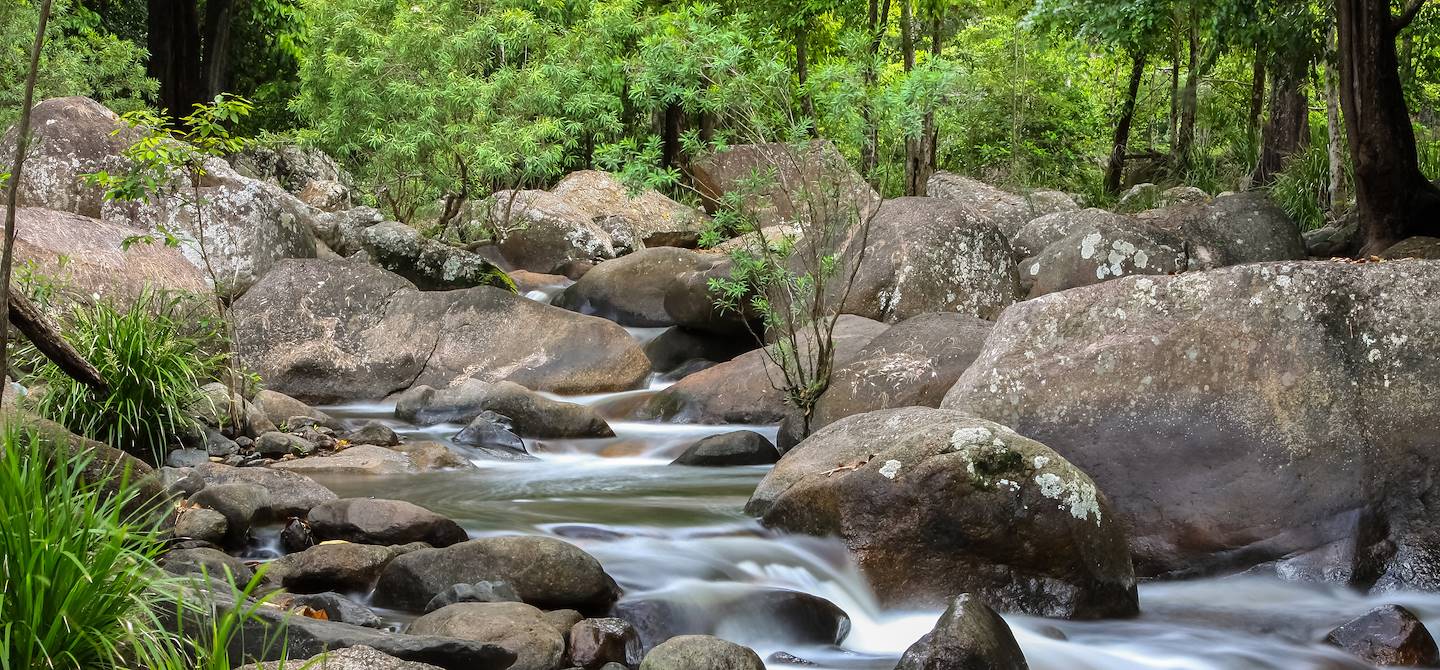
[5,0,1439,247]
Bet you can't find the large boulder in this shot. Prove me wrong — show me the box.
[941,260,1440,585]
[555,248,713,327]
[237,645,442,670]
[270,444,476,476]
[374,536,621,613]
[13,207,208,305]
[268,542,400,594]
[394,380,612,438]
[837,197,1019,323]
[307,498,469,547]
[1,96,145,218]
[485,190,620,273]
[1019,213,1187,298]
[613,588,849,653]
[809,312,992,432]
[747,408,1138,618]
[252,389,340,431]
[661,257,759,335]
[361,220,516,291]
[926,172,1077,237]
[690,140,879,229]
[550,170,709,248]
[233,258,650,403]
[230,142,352,195]
[409,602,566,670]
[638,635,764,670]
[671,430,779,466]
[568,618,643,669]
[1010,208,1121,262]
[1135,192,1305,270]
[639,315,889,424]
[896,594,1029,670]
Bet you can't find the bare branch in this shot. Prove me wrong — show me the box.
[1394,0,1428,33]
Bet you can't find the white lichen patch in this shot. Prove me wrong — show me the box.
[1031,455,1051,469]
[1033,471,1103,525]
[878,459,902,479]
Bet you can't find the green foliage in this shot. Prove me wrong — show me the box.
[0,0,154,127]
[0,429,170,670]
[1268,132,1335,231]
[22,289,227,463]
[0,427,299,670]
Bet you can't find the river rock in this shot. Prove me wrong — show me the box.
[425,581,522,612]
[270,444,439,476]
[173,507,228,545]
[926,172,1077,237]
[837,197,1019,323]
[809,312,992,434]
[193,462,337,518]
[270,542,399,594]
[1011,208,1121,261]
[550,170,709,248]
[941,261,1440,584]
[308,498,468,547]
[569,618,642,669]
[1305,216,1361,257]
[166,449,210,468]
[484,189,619,272]
[362,220,515,291]
[555,248,713,327]
[374,536,621,612]
[1161,185,1210,207]
[409,602,566,670]
[393,441,476,471]
[748,408,1137,618]
[1019,213,1187,298]
[286,592,384,628]
[162,547,255,585]
[190,383,277,439]
[895,594,1029,670]
[643,327,755,373]
[12,207,209,305]
[1135,192,1304,270]
[1116,183,1163,212]
[1382,236,1440,260]
[613,588,850,653]
[690,140,879,229]
[396,379,612,438]
[234,258,649,403]
[453,412,531,460]
[671,431,778,466]
[230,142,352,194]
[237,645,440,670]
[1324,605,1439,667]
[344,420,401,447]
[638,635,765,670]
[661,257,760,335]
[254,431,316,457]
[189,482,267,546]
[252,389,336,432]
[640,315,889,424]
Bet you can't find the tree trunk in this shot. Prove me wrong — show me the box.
[796,25,816,128]
[1337,0,1440,253]
[1248,51,1266,141]
[10,293,108,395]
[860,0,891,180]
[1174,13,1201,170]
[201,0,235,99]
[661,102,683,169]
[1254,62,1309,186]
[1168,29,1180,148]
[147,0,205,115]
[1325,30,1348,213]
[901,0,924,196]
[1105,52,1148,196]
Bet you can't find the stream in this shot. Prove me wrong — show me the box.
[301,321,1440,670]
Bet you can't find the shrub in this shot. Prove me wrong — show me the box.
[22,289,227,463]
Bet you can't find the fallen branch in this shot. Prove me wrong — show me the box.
[8,291,107,395]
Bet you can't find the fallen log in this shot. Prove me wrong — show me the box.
[8,291,108,395]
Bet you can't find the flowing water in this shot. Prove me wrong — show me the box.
[309,336,1440,669]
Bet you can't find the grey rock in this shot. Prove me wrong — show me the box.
[270,542,399,594]
[895,594,1029,670]
[307,498,469,548]
[424,581,522,613]
[452,412,530,460]
[397,379,613,438]
[254,431,317,457]
[555,248,713,327]
[162,547,254,585]
[236,645,439,670]
[193,462,337,519]
[346,420,401,447]
[167,448,211,468]
[671,431,778,466]
[374,536,621,613]
[285,592,384,628]
[253,389,341,431]
[362,220,514,291]
[409,602,566,670]
[173,507,228,545]
[568,617,642,669]
[638,635,764,670]
[190,483,267,546]
[926,172,1077,238]
[1324,604,1439,667]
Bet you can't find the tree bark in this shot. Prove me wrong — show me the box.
[148,0,205,115]
[860,0,891,181]
[1254,61,1309,186]
[1174,12,1201,170]
[1337,0,1440,253]
[1105,52,1148,196]
[9,293,107,395]
[923,9,942,174]
[901,0,924,196]
[1248,51,1266,141]
[201,0,235,99]
[795,25,816,129]
[661,102,683,169]
[1325,30,1348,213]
